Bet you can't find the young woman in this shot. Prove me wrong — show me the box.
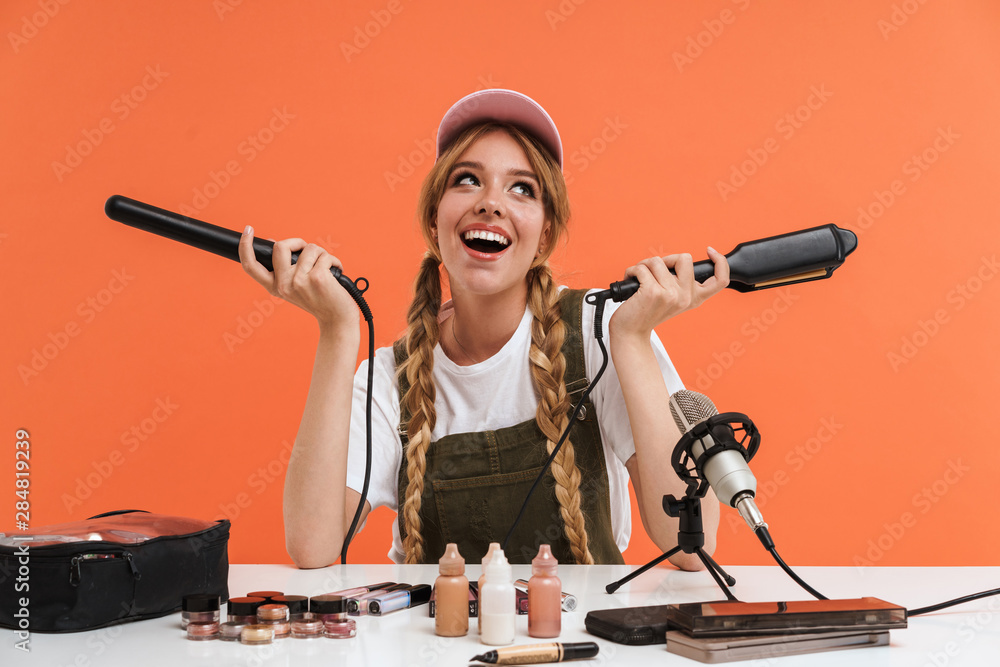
[239,89,730,569]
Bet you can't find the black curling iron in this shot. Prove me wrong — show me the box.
[104,194,370,304]
[104,194,373,566]
[590,224,858,303]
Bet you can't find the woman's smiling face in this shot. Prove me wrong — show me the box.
[435,129,550,300]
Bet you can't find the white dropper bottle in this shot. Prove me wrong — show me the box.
[479,547,515,646]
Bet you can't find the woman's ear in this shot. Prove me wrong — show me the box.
[538,220,552,255]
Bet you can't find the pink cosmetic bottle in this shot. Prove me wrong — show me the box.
[527,544,561,638]
[435,543,469,637]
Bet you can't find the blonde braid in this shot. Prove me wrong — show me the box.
[397,253,442,564]
[526,266,595,564]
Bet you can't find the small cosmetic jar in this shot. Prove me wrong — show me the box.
[246,590,283,603]
[185,621,219,641]
[227,596,266,624]
[257,604,291,638]
[181,594,220,629]
[290,618,325,639]
[309,594,357,639]
[240,624,275,646]
[218,621,246,642]
[272,595,309,621]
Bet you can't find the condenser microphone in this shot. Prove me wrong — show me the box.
[598,224,858,302]
[669,390,766,533]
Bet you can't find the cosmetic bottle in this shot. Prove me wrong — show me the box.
[181,594,220,629]
[227,596,266,624]
[478,542,501,634]
[479,548,515,646]
[240,624,275,646]
[257,603,291,638]
[290,618,324,639]
[310,594,357,639]
[185,621,219,641]
[218,621,246,642]
[246,590,283,603]
[527,544,561,638]
[435,543,469,637]
[272,595,309,621]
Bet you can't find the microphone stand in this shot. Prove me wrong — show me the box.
[606,411,759,599]
[605,484,738,600]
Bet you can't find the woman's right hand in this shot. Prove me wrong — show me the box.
[238,225,359,331]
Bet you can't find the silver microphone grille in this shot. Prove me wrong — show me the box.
[669,390,720,433]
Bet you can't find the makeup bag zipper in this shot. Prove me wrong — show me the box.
[69,551,139,586]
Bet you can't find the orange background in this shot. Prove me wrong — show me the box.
[4,1,1000,569]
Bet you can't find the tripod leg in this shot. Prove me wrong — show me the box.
[695,548,739,601]
[701,550,737,586]
[606,547,681,593]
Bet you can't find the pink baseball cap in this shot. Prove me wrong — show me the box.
[435,89,563,167]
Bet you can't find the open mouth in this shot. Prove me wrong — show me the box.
[462,229,511,254]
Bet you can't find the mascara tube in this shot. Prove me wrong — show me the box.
[471,642,599,664]
[514,579,577,612]
[368,584,432,616]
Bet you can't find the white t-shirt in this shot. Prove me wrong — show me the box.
[345,288,685,563]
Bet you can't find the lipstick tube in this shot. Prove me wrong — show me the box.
[328,581,396,598]
[368,584,432,616]
[514,579,577,612]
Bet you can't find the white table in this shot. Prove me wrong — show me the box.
[5,564,1000,665]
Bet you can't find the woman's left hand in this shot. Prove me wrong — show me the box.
[609,247,730,340]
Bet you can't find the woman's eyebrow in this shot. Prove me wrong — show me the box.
[508,169,538,182]
[450,161,482,172]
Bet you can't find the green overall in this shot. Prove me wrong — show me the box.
[394,289,626,565]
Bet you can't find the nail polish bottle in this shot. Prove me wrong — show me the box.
[527,544,561,638]
[435,543,469,637]
[479,548,515,646]
[478,542,501,634]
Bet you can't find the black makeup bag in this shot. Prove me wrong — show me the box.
[0,509,229,633]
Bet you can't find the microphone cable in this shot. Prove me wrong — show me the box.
[502,292,612,555]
